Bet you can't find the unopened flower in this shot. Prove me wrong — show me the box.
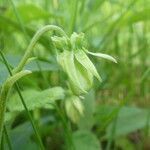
[65,95,84,123]
[52,32,117,95]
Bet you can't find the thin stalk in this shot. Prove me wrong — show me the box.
[144,110,150,137]
[8,0,50,87]
[8,0,58,91]
[4,126,12,150]
[54,103,75,150]
[0,84,10,146]
[13,25,67,74]
[2,3,68,148]
[106,114,118,150]
[15,84,45,149]
[0,51,44,149]
[0,132,4,150]
[0,24,67,149]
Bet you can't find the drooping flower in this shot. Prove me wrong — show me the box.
[52,32,117,95]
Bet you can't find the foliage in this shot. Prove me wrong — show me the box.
[0,0,149,149]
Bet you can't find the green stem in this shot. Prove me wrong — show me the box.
[0,88,9,144]
[0,25,67,149]
[4,126,13,150]
[0,131,4,150]
[0,70,31,143]
[0,51,45,149]
[13,25,68,74]
[54,103,75,150]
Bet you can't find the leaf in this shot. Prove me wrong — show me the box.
[75,50,102,81]
[95,105,150,138]
[87,51,117,63]
[10,122,38,150]
[106,107,150,138]
[72,130,101,150]
[7,87,65,112]
[9,116,53,150]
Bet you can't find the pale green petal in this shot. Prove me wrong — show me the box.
[75,50,102,81]
[87,51,117,63]
[69,59,93,95]
[57,50,86,93]
[72,97,84,116]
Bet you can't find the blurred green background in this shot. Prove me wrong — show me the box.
[0,0,150,150]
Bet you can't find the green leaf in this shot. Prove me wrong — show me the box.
[75,50,102,81]
[7,87,65,112]
[106,107,150,138]
[72,130,101,150]
[95,105,150,138]
[87,51,117,63]
[9,117,52,150]
[10,122,38,150]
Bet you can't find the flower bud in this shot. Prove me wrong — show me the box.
[65,96,84,123]
[51,36,69,52]
[52,32,115,96]
[70,32,85,49]
[57,50,93,95]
